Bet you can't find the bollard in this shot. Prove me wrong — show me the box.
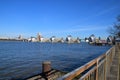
[42,61,51,73]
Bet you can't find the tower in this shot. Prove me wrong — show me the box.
[37,33,41,41]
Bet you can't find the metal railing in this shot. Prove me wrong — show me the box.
[58,46,116,80]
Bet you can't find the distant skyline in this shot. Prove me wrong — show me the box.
[0,0,120,39]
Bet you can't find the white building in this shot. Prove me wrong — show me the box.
[28,37,37,42]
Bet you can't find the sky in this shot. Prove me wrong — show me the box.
[0,0,120,39]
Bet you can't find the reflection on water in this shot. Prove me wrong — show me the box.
[0,41,111,79]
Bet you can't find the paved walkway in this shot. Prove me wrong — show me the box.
[107,45,119,80]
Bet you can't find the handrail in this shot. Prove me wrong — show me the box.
[58,46,115,80]
[59,59,97,80]
[79,66,96,80]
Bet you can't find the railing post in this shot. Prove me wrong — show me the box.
[96,59,98,80]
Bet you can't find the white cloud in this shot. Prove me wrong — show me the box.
[83,6,119,21]
[94,6,119,17]
[43,26,107,34]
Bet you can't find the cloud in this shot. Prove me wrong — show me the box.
[93,6,119,17]
[43,6,118,35]
[64,27,105,32]
[43,26,107,34]
[81,6,119,22]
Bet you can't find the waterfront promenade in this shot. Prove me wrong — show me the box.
[107,43,119,80]
[57,42,120,80]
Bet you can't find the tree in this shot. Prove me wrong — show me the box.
[108,15,120,37]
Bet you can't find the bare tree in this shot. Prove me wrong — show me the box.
[108,15,120,37]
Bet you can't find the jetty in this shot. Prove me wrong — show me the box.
[27,41,120,80]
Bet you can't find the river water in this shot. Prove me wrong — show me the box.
[0,41,111,80]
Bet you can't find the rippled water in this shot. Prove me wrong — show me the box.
[0,41,111,80]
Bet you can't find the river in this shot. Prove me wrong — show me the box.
[0,41,111,80]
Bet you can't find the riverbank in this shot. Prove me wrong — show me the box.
[0,39,27,42]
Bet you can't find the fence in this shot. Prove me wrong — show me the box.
[58,45,116,80]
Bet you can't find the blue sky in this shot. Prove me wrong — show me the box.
[0,0,120,39]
